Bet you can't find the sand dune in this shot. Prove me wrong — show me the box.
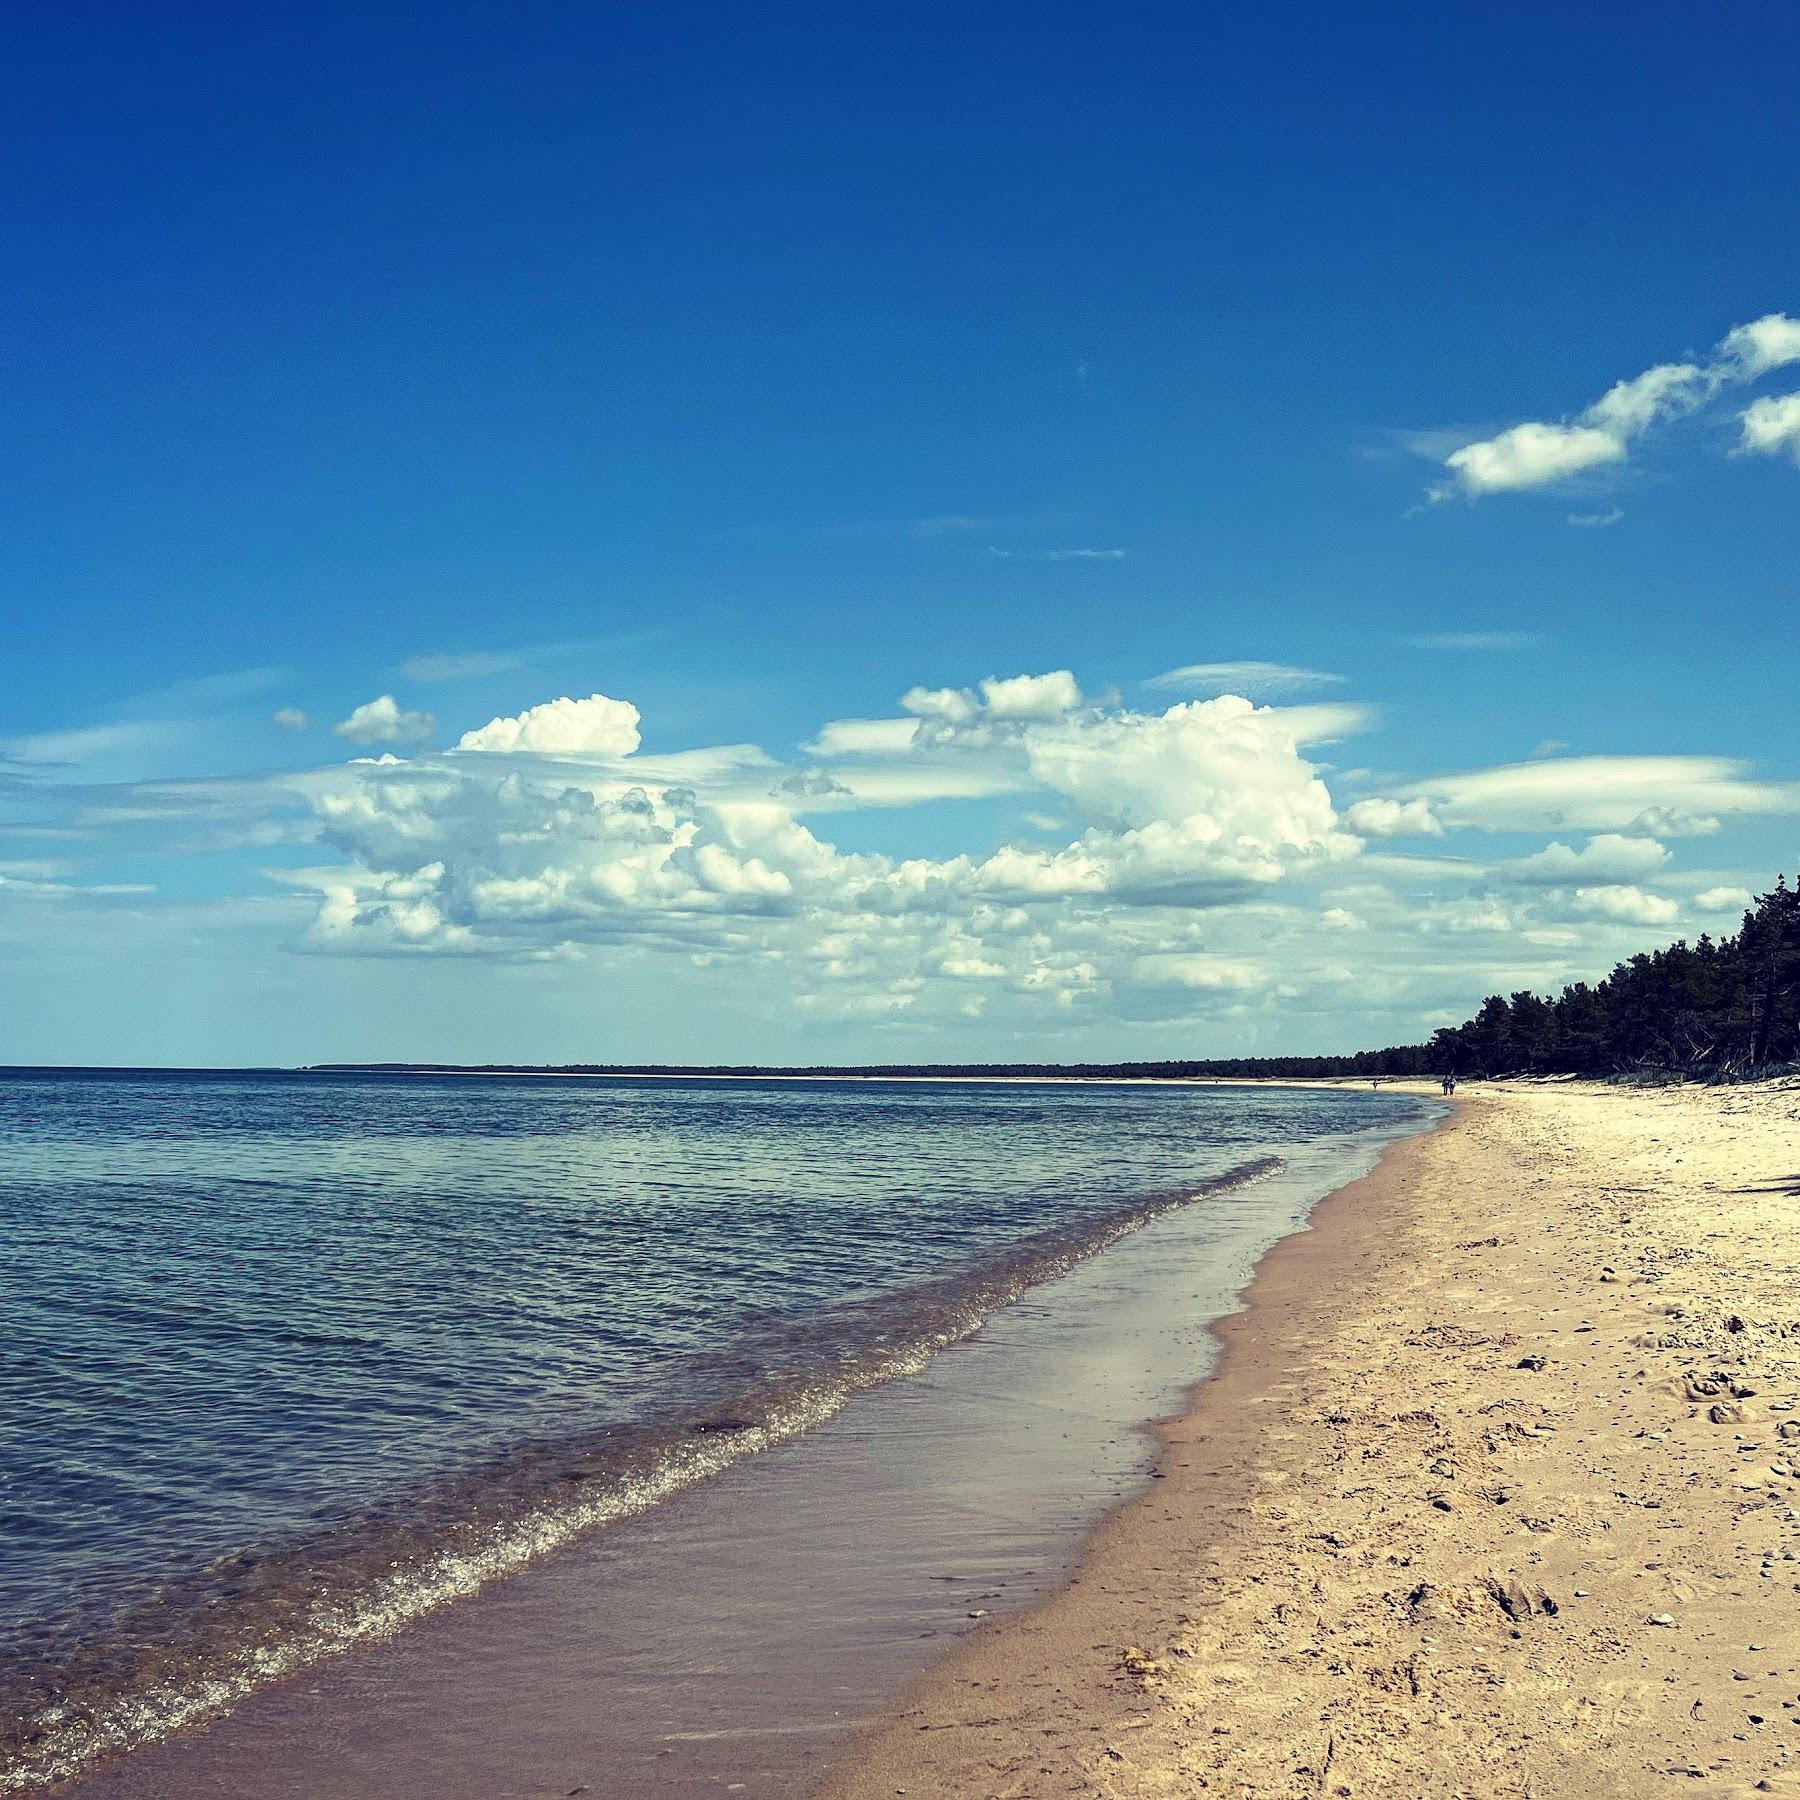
[819,1079,1800,1799]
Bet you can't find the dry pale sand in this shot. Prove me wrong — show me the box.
[817,1078,1800,1800]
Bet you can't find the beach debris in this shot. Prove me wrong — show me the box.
[1119,1646,1168,1683]
[1687,1372,1758,1402]
[1484,1577,1558,1621]
[1517,1354,1548,1371]
[1709,1401,1746,1425]
[1409,1322,1494,1351]
[1648,1612,1677,1627]
[1403,1582,1447,1620]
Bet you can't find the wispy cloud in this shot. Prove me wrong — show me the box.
[1146,660,1344,696]
[398,650,526,683]
[1567,505,1624,527]
[116,666,292,714]
[394,634,662,686]
[1401,631,1543,652]
[0,866,155,899]
[1047,547,1128,561]
[3,719,197,767]
[1394,754,1800,834]
[802,717,923,757]
[7,666,294,766]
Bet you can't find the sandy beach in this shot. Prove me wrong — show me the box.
[819,1078,1800,1800]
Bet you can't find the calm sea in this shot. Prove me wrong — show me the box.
[0,1068,1426,1790]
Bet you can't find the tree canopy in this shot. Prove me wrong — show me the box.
[1407,877,1799,1079]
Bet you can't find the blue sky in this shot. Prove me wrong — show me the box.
[3,2,1798,1065]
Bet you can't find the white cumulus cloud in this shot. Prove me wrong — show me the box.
[1345,797,1442,838]
[1507,834,1669,884]
[456,693,643,756]
[901,670,1085,728]
[1131,952,1264,991]
[53,663,1755,1041]
[1445,421,1628,496]
[1739,391,1800,462]
[1432,311,1800,500]
[332,696,437,746]
[1694,885,1753,915]
[1720,314,1800,378]
[1570,884,1680,927]
[15,659,1792,1054]
[290,676,1361,995]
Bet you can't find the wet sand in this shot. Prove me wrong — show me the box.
[819,1078,1800,1800]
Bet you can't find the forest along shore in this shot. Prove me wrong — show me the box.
[817,1079,1800,1800]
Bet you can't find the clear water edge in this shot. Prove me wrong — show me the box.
[0,1071,1432,1792]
